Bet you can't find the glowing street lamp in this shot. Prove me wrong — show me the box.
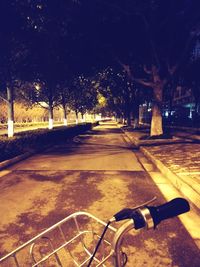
[35,84,41,91]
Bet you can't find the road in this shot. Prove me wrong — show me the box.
[0,122,199,266]
[1,122,199,142]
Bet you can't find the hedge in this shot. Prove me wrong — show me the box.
[0,122,98,162]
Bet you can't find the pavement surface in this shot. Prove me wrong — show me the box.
[121,126,200,210]
[0,122,199,266]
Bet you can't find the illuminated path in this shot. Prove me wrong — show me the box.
[0,122,199,266]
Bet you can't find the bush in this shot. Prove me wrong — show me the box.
[0,122,98,162]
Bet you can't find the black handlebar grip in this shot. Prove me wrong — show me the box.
[147,198,190,228]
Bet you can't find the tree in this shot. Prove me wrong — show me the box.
[95,68,130,123]
[113,0,200,136]
[0,1,29,136]
[2,0,199,137]
[69,0,200,136]
[95,67,147,127]
[0,99,7,123]
[183,58,200,124]
[18,1,71,129]
[57,85,71,126]
[69,76,98,123]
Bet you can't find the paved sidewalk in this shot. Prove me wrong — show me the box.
[121,125,200,213]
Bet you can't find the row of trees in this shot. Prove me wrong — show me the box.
[0,82,98,123]
[94,67,152,127]
[92,0,200,136]
[0,1,200,137]
[0,1,100,137]
[0,77,99,136]
[112,1,198,134]
[95,59,200,130]
[0,100,48,123]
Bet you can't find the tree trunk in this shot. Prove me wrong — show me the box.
[124,95,132,126]
[48,102,54,129]
[167,82,175,125]
[63,104,68,126]
[193,86,200,119]
[126,111,131,126]
[81,113,86,122]
[75,110,78,124]
[7,86,14,137]
[150,85,163,136]
[126,101,131,126]
[133,101,140,128]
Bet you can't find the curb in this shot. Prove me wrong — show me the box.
[120,128,200,213]
[140,122,200,132]
[140,146,200,213]
[140,123,200,141]
[0,125,98,171]
[123,130,192,147]
[0,152,33,171]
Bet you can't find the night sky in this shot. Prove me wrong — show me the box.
[0,0,199,87]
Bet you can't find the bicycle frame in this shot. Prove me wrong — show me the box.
[0,211,132,267]
[0,197,189,266]
[0,211,152,267]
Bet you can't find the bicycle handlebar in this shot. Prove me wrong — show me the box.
[111,198,190,267]
[113,198,190,229]
[147,197,190,228]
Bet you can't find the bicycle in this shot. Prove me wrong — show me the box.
[0,197,190,267]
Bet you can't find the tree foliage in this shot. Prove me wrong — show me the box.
[1,0,200,134]
[69,76,98,117]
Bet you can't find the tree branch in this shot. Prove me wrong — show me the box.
[37,102,48,109]
[143,65,152,75]
[115,57,154,88]
[139,14,160,69]
[0,95,8,103]
[134,78,154,88]
[114,57,133,79]
[167,22,200,77]
[165,38,192,85]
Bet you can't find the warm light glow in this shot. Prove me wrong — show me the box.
[39,102,48,108]
[63,118,68,126]
[98,94,107,107]
[35,84,41,91]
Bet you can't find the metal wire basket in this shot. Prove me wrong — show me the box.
[0,212,117,267]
